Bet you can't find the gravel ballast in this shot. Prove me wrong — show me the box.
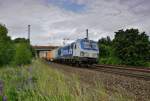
[47,62,150,101]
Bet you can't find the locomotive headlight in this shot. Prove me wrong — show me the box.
[80,51,90,57]
[80,51,84,56]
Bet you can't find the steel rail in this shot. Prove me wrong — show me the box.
[91,65,150,81]
[95,65,150,73]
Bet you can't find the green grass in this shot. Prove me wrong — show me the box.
[0,60,134,101]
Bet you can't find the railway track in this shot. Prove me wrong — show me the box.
[45,59,150,81]
[95,64,150,72]
[90,64,150,81]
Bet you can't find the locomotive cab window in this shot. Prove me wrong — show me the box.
[81,40,98,50]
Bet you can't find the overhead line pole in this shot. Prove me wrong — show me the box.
[28,25,30,43]
[86,29,89,40]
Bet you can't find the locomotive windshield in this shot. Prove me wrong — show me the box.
[81,40,98,51]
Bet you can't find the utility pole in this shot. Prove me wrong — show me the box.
[28,25,31,44]
[86,29,89,40]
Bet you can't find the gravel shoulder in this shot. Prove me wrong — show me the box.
[47,62,150,101]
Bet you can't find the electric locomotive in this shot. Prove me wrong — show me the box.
[46,29,99,65]
[57,38,99,65]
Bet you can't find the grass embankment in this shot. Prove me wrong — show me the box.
[0,60,134,101]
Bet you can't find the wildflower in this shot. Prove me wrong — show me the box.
[0,80,3,96]
[2,96,7,101]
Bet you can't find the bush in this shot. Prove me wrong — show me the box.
[99,44,111,58]
[0,24,14,66]
[99,47,121,65]
[13,43,32,65]
[98,37,121,65]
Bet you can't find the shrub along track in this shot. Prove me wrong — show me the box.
[46,61,150,101]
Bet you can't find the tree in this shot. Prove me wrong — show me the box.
[98,36,121,65]
[98,36,112,57]
[13,43,32,65]
[98,36,111,46]
[113,28,150,66]
[0,24,14,66]
[0,24,34,66]
[13,38,29,43]
[13,38,35,57]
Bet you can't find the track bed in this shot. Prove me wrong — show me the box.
[47,62,150,101]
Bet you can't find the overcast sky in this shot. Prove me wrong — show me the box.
[0,0,150,46]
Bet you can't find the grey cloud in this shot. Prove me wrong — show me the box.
[0,0,150,45]
[119,0,150,16]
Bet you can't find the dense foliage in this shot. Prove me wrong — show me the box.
[13,43,32,65]
[113,29,150,66]
[98,36,112,57]
[0,24,33,66]
[0,24,14,66]
[13,38,35,58]
[98,37,121,65]
[98,28,150,66]
[13,38,29,43]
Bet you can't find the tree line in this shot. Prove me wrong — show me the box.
[98,28,150,66]
[0,24,34,66]
[1,24,150,67]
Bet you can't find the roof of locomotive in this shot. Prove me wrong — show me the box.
[59,38,98,49]
[76,38,98,43]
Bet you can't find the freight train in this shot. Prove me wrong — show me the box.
[42,29,99,65]
[45,38,99,65]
